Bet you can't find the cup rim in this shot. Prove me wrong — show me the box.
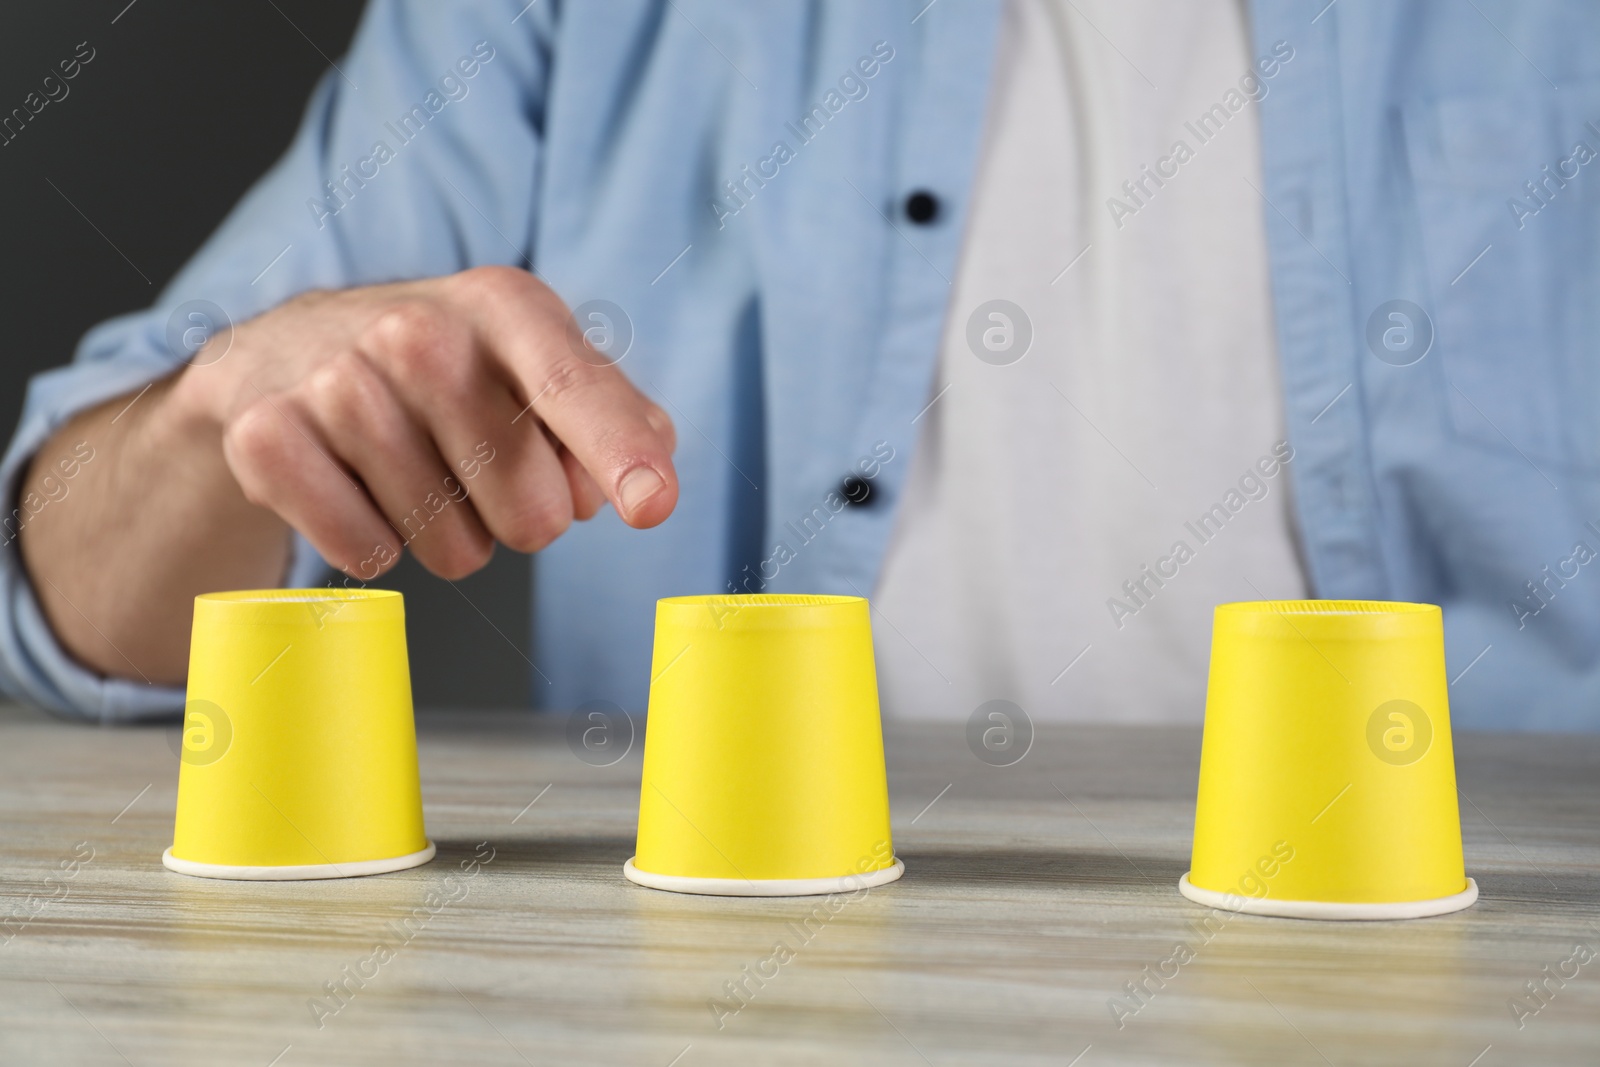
[654,593,869,632]
[1178,872,1478,920]
[162,841,434,881]
[1216,599,1438,616]
[197,588,401,604]
[658,593,864,608]
[623,856,904,897]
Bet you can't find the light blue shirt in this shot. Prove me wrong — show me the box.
[3,0,1597,730]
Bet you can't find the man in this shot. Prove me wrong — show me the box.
[3,1,1595,730]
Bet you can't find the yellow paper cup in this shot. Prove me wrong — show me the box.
[1180,600,1476,920]
[163,589,434,880]
[625,594,904,896]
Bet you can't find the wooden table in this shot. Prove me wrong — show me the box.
[1,702,1597,1066]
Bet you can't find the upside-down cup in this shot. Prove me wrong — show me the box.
[164,589,434,880]
[625,594,904,896]
[1180,600,1477,920]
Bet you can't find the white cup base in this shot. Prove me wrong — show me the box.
[162,841,436,881]
[624,856,905,897]
[1178,871,1479,920]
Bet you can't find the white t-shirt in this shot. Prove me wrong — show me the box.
[873,0,1307,723]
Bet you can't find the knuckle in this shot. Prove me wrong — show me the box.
[462,529,496,571]
[535,357,592,407]
[499,492,573,553]
[224,400,289,468]
[366,300,448,346]
[222,402,296,506]
[361,301,468,389]
[304,353,384,423]
[431,532,495,580]
[458,264,540,304]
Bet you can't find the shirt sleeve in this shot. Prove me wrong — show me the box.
[0,0,553,721]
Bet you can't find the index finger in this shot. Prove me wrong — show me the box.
[449,268,678,528]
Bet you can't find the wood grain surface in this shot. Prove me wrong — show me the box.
[1,702,1597,1066]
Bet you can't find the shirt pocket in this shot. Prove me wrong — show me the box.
[1402,85,1600,474]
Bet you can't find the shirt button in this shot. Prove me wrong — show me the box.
[840,475,877,507]
[904,190,940,225]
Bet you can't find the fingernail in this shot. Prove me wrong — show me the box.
[618,466,665,517]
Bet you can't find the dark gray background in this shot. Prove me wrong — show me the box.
[0,1,533,708]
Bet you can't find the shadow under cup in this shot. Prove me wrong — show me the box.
[164,589,433,880]
[1181,600,1476,920]
[626,594,904,897]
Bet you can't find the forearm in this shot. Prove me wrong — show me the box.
[16,374,292,685]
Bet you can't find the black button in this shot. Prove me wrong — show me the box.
[904,190,939,225]
[841,475,876,507]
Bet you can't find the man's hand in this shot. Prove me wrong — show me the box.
[18,266,677,683]
[174,266,678,580]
